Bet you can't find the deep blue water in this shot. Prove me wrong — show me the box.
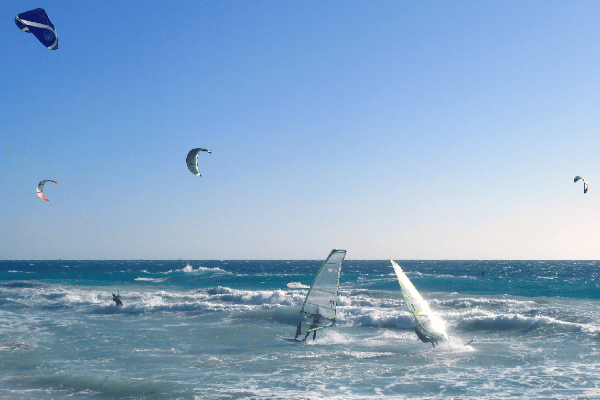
[3,259,599,297]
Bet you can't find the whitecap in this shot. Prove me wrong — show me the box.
[134,277,167,283]
[287,282,309,289]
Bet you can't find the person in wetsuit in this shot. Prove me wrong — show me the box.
[112,292,123,307]
[294,320,302,340]
[304,311,321,341]
[415,326,437,348]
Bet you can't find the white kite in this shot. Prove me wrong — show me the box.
[574,176,588,194]
[36,179,58,201]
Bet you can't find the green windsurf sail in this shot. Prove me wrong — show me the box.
[390,259,448,347]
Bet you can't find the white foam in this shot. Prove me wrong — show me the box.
[286,282,309,289]
[304,330,355,345]
[179,264,229,274]
[134,277,167,282]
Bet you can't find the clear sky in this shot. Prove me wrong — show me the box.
[2,1,599,260]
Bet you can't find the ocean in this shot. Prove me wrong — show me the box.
[1,259,599,399]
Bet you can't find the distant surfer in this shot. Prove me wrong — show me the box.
[112,292,123,307]
[482,271,486,277]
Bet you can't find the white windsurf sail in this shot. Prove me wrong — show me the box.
[390,260,448,347]
[291,249,346,341]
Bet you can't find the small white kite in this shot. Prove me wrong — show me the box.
[574,176,588,194]
[36,179,58,201]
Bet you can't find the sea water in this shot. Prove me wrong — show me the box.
[0,260,599,399]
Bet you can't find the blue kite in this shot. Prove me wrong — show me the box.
[15,8,58,50]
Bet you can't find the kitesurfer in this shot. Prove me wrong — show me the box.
[112,292,123,307]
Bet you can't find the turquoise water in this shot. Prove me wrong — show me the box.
[1,260,599,399]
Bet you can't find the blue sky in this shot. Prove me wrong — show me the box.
[2,1,599,260]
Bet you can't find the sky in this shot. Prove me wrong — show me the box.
[1,1,599,260]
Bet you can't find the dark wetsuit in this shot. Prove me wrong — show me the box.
[294,321,302,340]
[304,313,321,341]
[112,293,123,307]
[415,327,436,347]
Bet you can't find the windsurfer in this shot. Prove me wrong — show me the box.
[415,327,428,343]
[278,250,346,343]
[304,311,321,341]
[294,321,302,340]
[414,324,437,347]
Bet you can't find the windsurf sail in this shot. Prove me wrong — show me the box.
[390,260,448,347]
[293,249,346,340]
